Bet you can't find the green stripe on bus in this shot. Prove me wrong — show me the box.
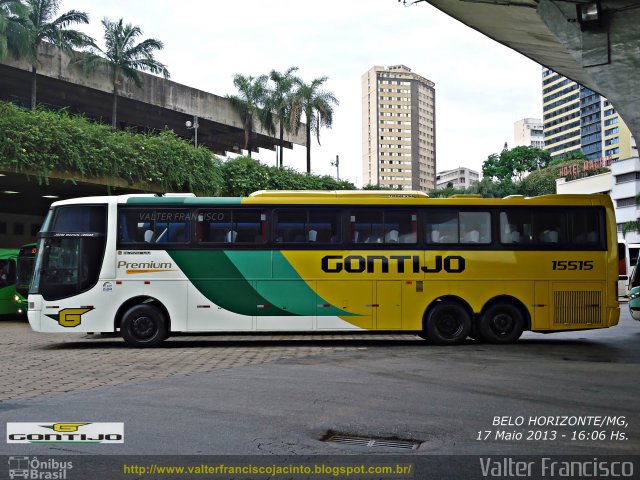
[168,250,351,317]
[168,250,289,316]
[226,250,351,316]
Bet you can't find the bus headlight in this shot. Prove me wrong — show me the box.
[14,295,20,302]
[630,291,640,300]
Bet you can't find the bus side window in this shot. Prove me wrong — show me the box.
[425,210,458,244]
[500,210,533,244]
[275,210,306,244]
[351,211,383,244]
[384,212,417,244]
[0,260,11,285]
[533,210,566,245]
[570,209,602,247]
[460,211,491,244]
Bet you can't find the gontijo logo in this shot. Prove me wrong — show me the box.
[45,308,94,328]
[7,422,124,443]
[43,423,88,432]
[321,254,466,274]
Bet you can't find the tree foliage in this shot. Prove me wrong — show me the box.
[361,183,402,191]
[83,17,169,130]
[15,0,93,110]
[0,0,25,59]
[268,67,299,168]
[482,145,551,183]
[0,100,223,194]
[427,186,466,198]
[465,177,517,198]
[473,145,608,198]
[221,156,354,196]
[0,101,357,197]
[290,76,338,173]
[227,74,272,158]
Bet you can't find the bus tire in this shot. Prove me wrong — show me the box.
[479,303,524,344]
[425,302,471,345]
[120,304,167,348]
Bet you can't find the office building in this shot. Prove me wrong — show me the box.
[361,65,436,191]
[542,68,581,158]
[435,167,480,190]
[514,118,544,149]
[542,68,637,162]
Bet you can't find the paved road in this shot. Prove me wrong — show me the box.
[1,306,639,460]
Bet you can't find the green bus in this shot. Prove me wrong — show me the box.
[14,243,37,316]
[0,248,19,316]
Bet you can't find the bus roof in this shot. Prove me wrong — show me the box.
[0,249,18,260]
[47,192,614,208]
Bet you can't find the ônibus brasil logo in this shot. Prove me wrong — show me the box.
[7,422,124,443]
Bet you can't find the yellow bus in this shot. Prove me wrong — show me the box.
[27,191,619,347]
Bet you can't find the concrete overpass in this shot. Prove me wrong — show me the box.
[0,44,306,247]
[0,43,305,156]
[424,0,640,142]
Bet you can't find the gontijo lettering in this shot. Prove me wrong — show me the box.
[321,254,465,274]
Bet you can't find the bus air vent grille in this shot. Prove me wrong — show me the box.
[554,290,602,325]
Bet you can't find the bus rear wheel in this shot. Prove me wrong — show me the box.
[121,304,167,348]
[479,303,524,344]
[424,302,471,345]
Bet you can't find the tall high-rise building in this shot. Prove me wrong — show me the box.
[361,65,436,191]
[542,69,581,158]
[542,68,636,162]
[514,118,544,149]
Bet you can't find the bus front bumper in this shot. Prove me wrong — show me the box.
[27,295,42,331]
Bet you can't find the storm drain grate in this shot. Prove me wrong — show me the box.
[324,433,421,450]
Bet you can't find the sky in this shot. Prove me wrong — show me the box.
[62,0,543,187]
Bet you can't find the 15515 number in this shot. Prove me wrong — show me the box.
[552,260,594,270]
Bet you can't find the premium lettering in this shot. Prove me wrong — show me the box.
[117,261,172,269]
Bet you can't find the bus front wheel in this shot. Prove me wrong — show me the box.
[479,303,524,344]
[424,302,471,345]
[121,304,167,348]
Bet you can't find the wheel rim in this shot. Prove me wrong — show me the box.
[490,312,514,335]
[131,315,157,340]
[436,311,464,339]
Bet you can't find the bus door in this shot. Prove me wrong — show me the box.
[534,281,550,330]
[186,279,253,331]
[316,280,374,330]
[255,279,315,330]
[376,281,402,329]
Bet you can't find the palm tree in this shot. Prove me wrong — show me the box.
[83,18,169,130]
[0,0,25,59]
[20,0,91,110]
[290,76,338,174]
[227,74,273,158]
[268,67,299,168]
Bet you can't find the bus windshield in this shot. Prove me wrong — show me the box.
[16,243,37,299]
[0,249,18,316]
[31,205,107,301]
